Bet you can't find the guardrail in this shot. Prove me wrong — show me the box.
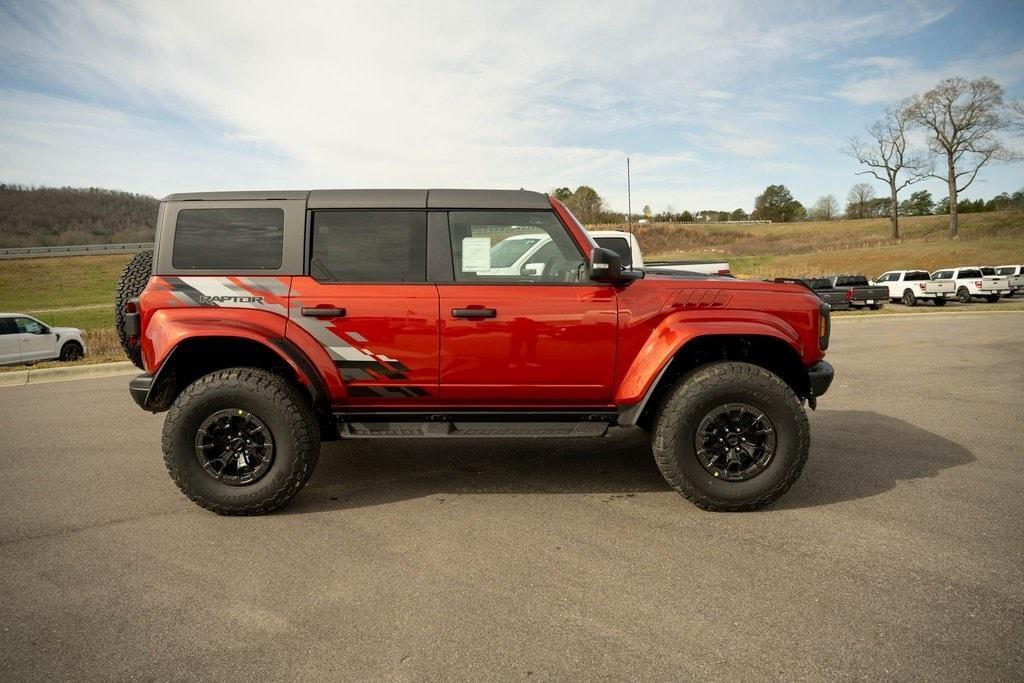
[0,242,154,260]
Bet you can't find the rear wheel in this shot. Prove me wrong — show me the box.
[651,361,809,511]
[986,294,1000,303]
[901,289,917,306]
[933,297,947,306]
[957,287,971,304]
[114,249,153,369]
[58,341,83,361]
[162,367,321,515]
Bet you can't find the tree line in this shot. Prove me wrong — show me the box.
[0,184,159,248]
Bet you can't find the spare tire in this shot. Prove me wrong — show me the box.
[115,249,153,369]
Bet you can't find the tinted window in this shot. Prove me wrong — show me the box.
[980,267,995,275]
[173,208,283,270]
[905,271,930,281]
[958,269,982,278]
[311,211,426,283]
[448,211,585,283]
[15,317,43,334]
[0,318,17,335]
[835,275,868,286]
[593,236,633,265]
[932,271,952,280]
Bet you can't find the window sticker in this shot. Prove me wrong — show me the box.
[461,237,492,272]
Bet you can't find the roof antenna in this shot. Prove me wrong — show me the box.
[626,156,634,270]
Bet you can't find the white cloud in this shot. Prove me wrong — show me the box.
[0,0,986,210]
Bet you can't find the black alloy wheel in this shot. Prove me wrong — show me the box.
[694,403,777,482]
[194,409,275,486]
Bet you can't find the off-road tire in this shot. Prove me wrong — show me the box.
[651,361,809,512]
[986,294,1000,303]
[957,287,971,304]
[114,249,153,369]
[59,341,83,361]
[901,289,917,306]
[162,367,321,515]
[933,297,947,306]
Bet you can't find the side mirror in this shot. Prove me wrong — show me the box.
[37,326,50,335]
[590,247,628,283]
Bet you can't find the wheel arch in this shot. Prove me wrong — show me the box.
[142,335,329,418]
[619,333,810,429]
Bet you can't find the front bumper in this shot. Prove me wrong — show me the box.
[807,360,834,398]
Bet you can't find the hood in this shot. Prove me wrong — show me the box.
[52,326,82,337]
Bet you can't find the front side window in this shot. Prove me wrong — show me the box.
[449,211,585,283]
[173,208,284,270]
[15,318,43,334]
[876,273,892,282]
[310,211,426,283]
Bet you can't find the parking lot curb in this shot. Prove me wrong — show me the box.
[833,310,1024,322]
[0,361,137,387]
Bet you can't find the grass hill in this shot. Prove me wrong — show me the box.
[600,211,1024,277]
[0,184,158,248]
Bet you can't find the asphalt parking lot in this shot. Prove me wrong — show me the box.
[1,312,1022,680]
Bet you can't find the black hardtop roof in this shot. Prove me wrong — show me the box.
[162,188,550,209]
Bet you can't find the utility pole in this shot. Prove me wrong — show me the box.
[626,156,633,268]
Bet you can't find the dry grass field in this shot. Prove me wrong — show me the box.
[598,210,1024,278]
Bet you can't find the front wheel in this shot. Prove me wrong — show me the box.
[957,287,971,304]
[162,368,321,515]
[59,341,84,361]
[651,361,809,511]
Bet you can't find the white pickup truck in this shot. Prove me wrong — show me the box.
[0,313,87,366]
[930,267,1011,304]
[587,230,732,276]
[994,265,1024,297]
[480,229,731,278]
[874,270,953,306]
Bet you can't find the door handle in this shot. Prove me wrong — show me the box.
[301,307,346,317]
[452,308,497,319]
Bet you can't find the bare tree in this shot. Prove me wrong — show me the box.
[809,195,839,220]
[845,183,875,219]
[906,77,1009,238]
[1009,99,1024,131]
[844,103,930,240]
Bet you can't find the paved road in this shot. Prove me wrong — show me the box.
[1,313,1022,680]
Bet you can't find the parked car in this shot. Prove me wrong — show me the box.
[930,267,1010,303]
[116,188,833,515]
[816,275,888,310]
[0,314,86,366]
[873,270,953,306]
[771,277,851,310]
[994,265,1023,297]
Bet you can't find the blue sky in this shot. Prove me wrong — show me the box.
[0,0,1022,213]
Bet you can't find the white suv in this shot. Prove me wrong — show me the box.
[0,314,87,366]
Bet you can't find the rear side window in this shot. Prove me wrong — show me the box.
[310,211,426,283]
[0,318,16,335]
[905,271,930,281]
[173,208,284,270]
[593,236,633,265]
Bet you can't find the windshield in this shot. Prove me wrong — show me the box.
[488,237,542,268]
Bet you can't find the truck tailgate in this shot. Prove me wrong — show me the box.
[923,281,954,294]
[981,276,1010,292]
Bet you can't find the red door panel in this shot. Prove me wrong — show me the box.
[288,277,439,404]
[438,285,617,405]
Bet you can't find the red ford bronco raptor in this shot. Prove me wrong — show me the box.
[116,189,833,515]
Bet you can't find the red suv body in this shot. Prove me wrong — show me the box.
[120,189,832,515]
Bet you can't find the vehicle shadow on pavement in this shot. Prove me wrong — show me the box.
[288,410,973,513]
[774,409,975,510]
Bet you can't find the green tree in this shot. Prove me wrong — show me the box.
[551,187,573,202]
[751,184,803,222]
[899,190,935,216]
[565,186,603,224]
[680,210,694,222]
[728,208,748,221]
